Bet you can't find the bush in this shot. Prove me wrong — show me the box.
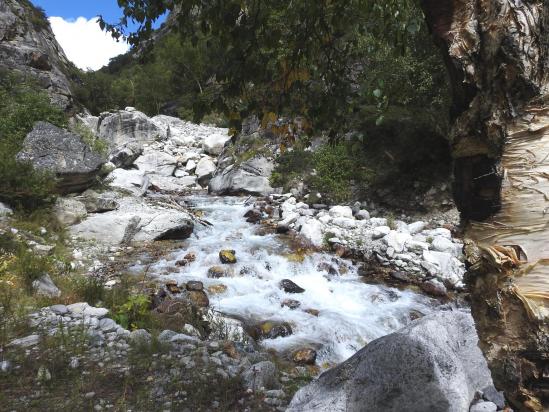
[0,71,67,209]
[271,144,374,203]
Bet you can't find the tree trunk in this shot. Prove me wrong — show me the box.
[421,0,548,219]
[421,1,549,410]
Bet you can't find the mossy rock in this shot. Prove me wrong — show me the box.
[219,249,237,264]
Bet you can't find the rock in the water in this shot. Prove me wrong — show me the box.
[17,122,106,194]
[154,220,194,241]
[288,311,493,412]
[292,348,317,365]
[208,266,227,278]
[242,361,280,391]
[281,299,301,309]
[202,132,231,155]
[280,279,305,294]
[251,321,293,340]
[185,281,204,291]
[219,250,237,264]
[54,197,87,226]
[32,274,61,298]
[209,157,274,196]
[195,157,216,186]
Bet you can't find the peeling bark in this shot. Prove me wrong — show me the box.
[421,1,549,410]
[421,0,549,219]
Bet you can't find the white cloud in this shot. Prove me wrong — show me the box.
[49,16,129,71]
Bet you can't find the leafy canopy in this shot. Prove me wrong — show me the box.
[100,0,430,136]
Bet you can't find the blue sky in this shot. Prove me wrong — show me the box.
[31,1,166,71]
[31,0,166,32]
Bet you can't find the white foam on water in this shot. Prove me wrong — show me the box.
[149,195,437,364]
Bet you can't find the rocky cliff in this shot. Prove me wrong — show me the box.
[0,0,74,110]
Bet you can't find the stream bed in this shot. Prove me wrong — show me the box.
[138,195,440,365]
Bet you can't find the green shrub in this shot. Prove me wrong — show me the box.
[73,276,105,306]
[13,247,51,292]
[271,144,374,203]
[112,294,152,331]
[0,71,67,209]
[70,122,108,155]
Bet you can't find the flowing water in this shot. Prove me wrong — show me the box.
[141,195,438,364]
[467,106,549,318]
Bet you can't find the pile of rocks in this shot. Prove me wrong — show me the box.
[7,302,291,410]
[250,194,466,296]
[81,107,231,193]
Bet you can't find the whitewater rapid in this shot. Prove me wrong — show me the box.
[143,195,438,364]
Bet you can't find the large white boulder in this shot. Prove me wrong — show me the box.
[288,311,494,412]
[421,250,465,286]
[203,133,231,155]
[98,109,166,149]
[328,206,354,219]
[195,157,217,186]
[382,231,412,253]
[134,150,177,176]
[299,218,324,247]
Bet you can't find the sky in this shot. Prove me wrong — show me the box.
[31,0,166,71]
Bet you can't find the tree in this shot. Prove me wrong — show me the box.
[420,2,549,411]
[100,1,427,135]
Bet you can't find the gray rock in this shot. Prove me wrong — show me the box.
[17,122,106,194]
[355,210,370,220]
[49,304,68,315]
[0,1,74,109]
[209,157,274,196]
[9,334,40,348]
[108,142,143,168]
[98,110,166,149]
[195,157,216,186]
[288,311,493,412]
[79,191,119,213]
[481,386,506,409]
[154,220,194,241]
[129,329,151,344]
[98,318,118,333]
[32,274,61,298]
[242,361,280,391]
[134,150,177,177]
[70,196,195,245]
[470,401,497,412]
[158,330,177,343]
[170,333,200,344]
[202,132,231,155]
[54,197,87,226]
